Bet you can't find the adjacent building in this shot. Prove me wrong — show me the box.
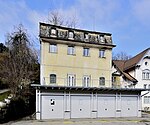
[112,48,150,111]
[32,22,143,120]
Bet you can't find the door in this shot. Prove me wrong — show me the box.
[83,76,90,87]
[41,95,64,119]
[71,96,91,118]
[121,96,138,117]
[98,96,116,117]
[68,74,75,86]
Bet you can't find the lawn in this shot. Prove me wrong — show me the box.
[0,91,10,101]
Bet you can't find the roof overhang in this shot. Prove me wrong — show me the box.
[31,84,145,93]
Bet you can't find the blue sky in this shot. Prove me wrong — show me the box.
[0,0,150,56]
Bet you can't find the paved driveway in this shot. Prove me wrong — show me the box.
[8,117,150,125]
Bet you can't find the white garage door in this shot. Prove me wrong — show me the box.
[121,96,138,117]
[71,96,91,118]
[41,95,64,119]
[98,96,116,117]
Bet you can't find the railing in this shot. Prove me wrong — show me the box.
[42,77,133,88]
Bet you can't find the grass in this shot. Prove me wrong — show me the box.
[0,91,10,101]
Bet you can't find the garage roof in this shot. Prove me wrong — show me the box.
[31,84,145,92]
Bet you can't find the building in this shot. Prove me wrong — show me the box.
[112,48,150,111]
[32,22,143,120]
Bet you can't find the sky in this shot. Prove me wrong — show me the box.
[0,0,150,56]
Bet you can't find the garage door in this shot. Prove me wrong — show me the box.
[98,96,116,117]
[121,96,138,117]
[71,96,91,118]
[41,95,64,119]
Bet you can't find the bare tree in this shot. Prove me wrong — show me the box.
[113,51,132,60]
[48,10,78,28]
[0,24,38,96]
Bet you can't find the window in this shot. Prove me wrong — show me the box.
[100,35,105,42]
[68,46,75,55]
[145,62,148,66]
[49,44,57,53]
[85,34,88,40]
[99,50,105,58]
[99,77,105,86]
[144,96,150,104]
[148,84,150,89]
[142,69,150,80]
[83,48,90,56]
[83,76,90,87]
[144,84,147,89]
[69,32,74,39]
[67,74,76,86]
[51,29,56,35]
[50,74,56,84]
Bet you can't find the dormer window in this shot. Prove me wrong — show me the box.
[51,29,56,35]
[100,35,105,43]
[85,34,88,40]
[69,31,74,39]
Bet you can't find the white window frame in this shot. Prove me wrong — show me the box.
[67,74,76,86]
[99,49,105,58]
[83,48,90,57]
[67,46,75,55]
[51,29,56,35]
[49,44,57,53]
[69,31,74,39]
[83,75,90,87]
[144,84,147,89]
[144,96,150,104]
[142,69,150,80]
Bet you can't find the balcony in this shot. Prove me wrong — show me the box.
[42,77,112,88]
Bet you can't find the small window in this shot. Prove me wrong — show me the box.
[99,77,105,86]
[50,74,56,84]
[83,48,90,56]
[85,34,88,40]
[99,50,105,58]
[142,69,150,80]
[100,35,105,42]
[144,96,150,104]
[68,46,75,55]
[144,84,147,89]
[49,44,57,53]
[148,84,150,89]
[51,29,56,35]
[69,32,74,39]
[145,62,148,66]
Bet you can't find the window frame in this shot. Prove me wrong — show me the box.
[83,75,90,87]
[99,49,105,58]
[99,77,105,86]
[67,46,75,55]
[83,48,90,57]
[142,69,150,80]
[49,44,57,53]
[50,74,56,84]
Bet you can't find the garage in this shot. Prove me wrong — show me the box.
[71,95,91,118]
[98,96,116,117]
[33,85,143,120]
[41,95,64,119]
[121,96,138,117]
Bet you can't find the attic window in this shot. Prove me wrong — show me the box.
[51,29,56,35]
[69,31,74,39]
[145,62,148,66]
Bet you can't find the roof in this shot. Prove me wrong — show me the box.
[31,84,145,93]
[113,60,137,82]
[113,48,150,82]
[124,48,150,71]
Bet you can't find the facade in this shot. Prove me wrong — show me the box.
[40,23,114,87]
[112,48,150,111]
[34,22,143,120]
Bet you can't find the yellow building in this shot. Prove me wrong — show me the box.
[40,22,115,87]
